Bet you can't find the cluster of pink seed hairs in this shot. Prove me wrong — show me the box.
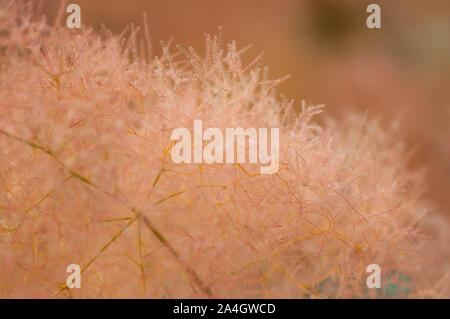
[0,1,447,298]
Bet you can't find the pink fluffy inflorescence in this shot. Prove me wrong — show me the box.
[0,1,443,298]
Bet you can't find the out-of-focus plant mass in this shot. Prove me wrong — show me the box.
[0,1,448,298]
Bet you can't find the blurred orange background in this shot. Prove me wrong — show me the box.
[40,0,450,225]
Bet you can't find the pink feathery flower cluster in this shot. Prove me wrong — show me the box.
[0,1,443,298]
